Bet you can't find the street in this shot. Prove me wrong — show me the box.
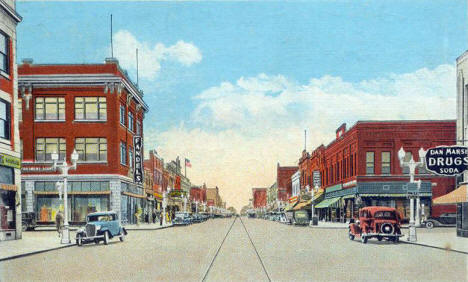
[0,218,466,281]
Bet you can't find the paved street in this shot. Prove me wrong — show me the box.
[1,218,467,281]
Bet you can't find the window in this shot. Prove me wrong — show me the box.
[136,120,141,136]
[35,97,65,120]
[75,97,106,120]
[18,99,22,122]
[129,147,134,169]
[403,152,412,174]
[381,152,391,175]
[0,98,10,140]
[75,138,107,161]
[350,155,354,176]
[120,104,125,125]
[0,32,9,74]
[128,112,134,132]
[366,152,374,174]
[120,142,127,165]
[35,138,66,161]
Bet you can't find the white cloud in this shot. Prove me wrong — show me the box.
[113,30,202,80]
[145,64,456,210]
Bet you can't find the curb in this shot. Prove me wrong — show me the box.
[400,241,468,255]
[125,225,173,231]
[309,227,348,229]
[0,243,76,262]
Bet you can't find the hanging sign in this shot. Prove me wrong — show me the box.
[133,136,144,184]
[425,145,468,176]
[313,170,321,188]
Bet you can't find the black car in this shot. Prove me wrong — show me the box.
[21,212,36,231]
[191,214,203,223]
[423,213,456,229]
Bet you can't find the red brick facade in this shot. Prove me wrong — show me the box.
[252,188,267,208]
[276,164,298,201]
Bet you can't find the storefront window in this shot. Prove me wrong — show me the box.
[36,196,71,222]
[34,181,56,192]
[70,181,109,192]
[0,166,13,184]
[72,196,109,222]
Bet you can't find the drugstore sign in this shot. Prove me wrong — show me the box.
[425,146,468,176]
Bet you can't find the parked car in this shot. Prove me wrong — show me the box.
[173,212,192,226]
[348,206,403,244]
[192,214,203,223]
[293,210,310,226]
[423,213,456,229]
[75,211,127,246]
[21,212,36,231]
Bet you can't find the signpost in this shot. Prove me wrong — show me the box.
[425,145,468,176]
[133,136,143,184]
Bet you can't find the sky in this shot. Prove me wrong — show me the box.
[17,0,467,211]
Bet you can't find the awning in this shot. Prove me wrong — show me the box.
[358,193,432,198]
[293,199,312,211]
[433,185,467,205]
[284,200,300,211]
[315,197,341,209]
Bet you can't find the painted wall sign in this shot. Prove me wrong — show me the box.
[0,153,21,169]
[133,136,144,184]
[425,145,468,176]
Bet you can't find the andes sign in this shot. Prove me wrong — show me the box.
[425,146,468,176]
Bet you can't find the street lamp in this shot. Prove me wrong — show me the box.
[51,149,79,244]
[398,147,426,242]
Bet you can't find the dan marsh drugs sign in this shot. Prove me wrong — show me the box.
[425,145,468,176]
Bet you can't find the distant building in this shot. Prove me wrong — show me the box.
[252,188,267,208]
[276,163,298,202]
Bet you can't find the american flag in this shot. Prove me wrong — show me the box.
[185,158,192,168]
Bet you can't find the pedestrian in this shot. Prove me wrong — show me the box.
[160,211,163,226]
[55,210,64,237]
[152,209,157,224]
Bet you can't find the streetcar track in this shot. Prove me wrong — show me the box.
[238,217,272,282]
[201,216,237,282]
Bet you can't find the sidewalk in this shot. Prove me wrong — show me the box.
[309,221,348,229]
[0,231,75,261]
[401,228,468,254]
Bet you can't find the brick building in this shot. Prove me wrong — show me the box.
[313,120,456,222]
[143,150,164,212]
[252,187,267,209]
[206,186,222,208]
[0,0,21,241]
[276,163,298,202]
[190,184,207,212]
[18,58,149,225]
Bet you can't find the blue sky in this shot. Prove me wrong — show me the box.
[16,1,467,209]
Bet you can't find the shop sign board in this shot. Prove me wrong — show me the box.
[133,136,143,184]
[313,170,321,188]
[425,146,468,176]
[0,153,21,169]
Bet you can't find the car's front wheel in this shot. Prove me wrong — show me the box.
[103,231,109,245]
[425,221,434,229]
[348,231,355,241]
[120,232,125,242]
[361,235,368,244]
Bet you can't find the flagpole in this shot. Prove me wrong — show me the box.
[185,160,187,178]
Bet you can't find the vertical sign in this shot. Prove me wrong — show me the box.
[313,170,321,188]
[134,136,143,184]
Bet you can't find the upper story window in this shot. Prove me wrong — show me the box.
[120,141,127,166]
[18,99,22,122]
[128,112,134,132]
[75,97,106,121]
[35,138,66,162]
[366,152,374,175]
[136,120,141,136]
[0,98,10,140]
[35,97,65,121]
[381,152,391,175]
[119,104,125,126]
[0,32,9,75]
[75,138,107,162]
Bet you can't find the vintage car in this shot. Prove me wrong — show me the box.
[21,212,37,231]
[293,210,310,226]
[423,213,457,229]
[173,212,192,226]
[75,211,127,246]
[348,206,403,244]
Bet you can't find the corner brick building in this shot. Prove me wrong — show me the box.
[18,58,148,225]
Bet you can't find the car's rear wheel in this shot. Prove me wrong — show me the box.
[361,235,368,244]
[103,231,109,245]
[377,236,383,241]
[348,230,355,241]
[94,239,100,244]
[425,221,434,229]
[393,236,399,243]
[21,224,28,232]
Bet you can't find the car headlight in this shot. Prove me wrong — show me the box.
[96,225,101,230]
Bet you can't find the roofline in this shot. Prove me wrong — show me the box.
[0,0,21,23]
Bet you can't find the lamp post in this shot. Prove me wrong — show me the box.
[183,195,187,213]
[398,147,427,242]
[51,149,79,244]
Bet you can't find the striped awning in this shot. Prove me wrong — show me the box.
[433,185,467,205]
[315,197,341,209]
[293,199,312,211]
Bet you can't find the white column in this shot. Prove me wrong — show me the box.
[415,197,421,227]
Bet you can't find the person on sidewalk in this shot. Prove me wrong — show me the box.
[159,211,163,226]
[55,210,64,237]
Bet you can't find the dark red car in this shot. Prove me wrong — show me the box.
[348,206,403,244]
